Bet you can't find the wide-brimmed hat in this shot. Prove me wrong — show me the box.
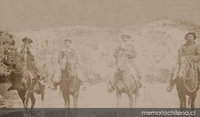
[4,49,11,55]
[121,34,131,39]
[185,32,196,40]
[64,39,72,43]
[22,37,33,43]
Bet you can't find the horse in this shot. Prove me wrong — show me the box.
[111,49,140,108]
[4,49,45,115]
[60,54,81,114]
[176,55,199,110]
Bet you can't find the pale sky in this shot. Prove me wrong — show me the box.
[0,0,200,31]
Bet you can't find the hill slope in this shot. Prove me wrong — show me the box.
[9,19,200,83]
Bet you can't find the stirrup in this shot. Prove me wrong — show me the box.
[136,80,142,88]
[167,86,173,92]
[107,86,115,93]
[7,86,17,91]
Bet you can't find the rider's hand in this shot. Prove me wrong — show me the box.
[192,56,199,62]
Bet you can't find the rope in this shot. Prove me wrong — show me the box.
[182,57,198,93]
[183,69,198,93]
[179,46,198,93]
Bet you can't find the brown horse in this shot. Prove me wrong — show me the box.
[176,55,199,110]
[60,54,81,113]
[4,49,45,115]
[111,50,139,108]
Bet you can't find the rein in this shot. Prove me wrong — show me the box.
[179,47,198,93]
[180,57,194,80]
[12,46,28,74]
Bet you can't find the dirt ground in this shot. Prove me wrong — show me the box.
[0,83,200,108]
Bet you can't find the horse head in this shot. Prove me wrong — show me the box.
[65,53,77,78]
[116,50,128,72]
[3,49,13,66]
[178,56,193,79]
[3,49,25,72]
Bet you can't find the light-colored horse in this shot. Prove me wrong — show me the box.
[112,50,140,108]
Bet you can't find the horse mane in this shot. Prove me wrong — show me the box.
[10,49,23,64]
[65,53,77,78]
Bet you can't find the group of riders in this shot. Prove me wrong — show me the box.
[1,32,200,93]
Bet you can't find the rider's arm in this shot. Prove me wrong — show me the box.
[113,45,120,58]
[28,45,36,57]
[126,43,137,59]
[175,49,181,64]
[16,46,23,53]
[193,44,200,62]
[58,51,63,65]
[73,50,80,67]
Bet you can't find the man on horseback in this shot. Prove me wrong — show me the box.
[8,37,44,91]
[167,32,200,92]
[107,34,143,93]
[58,39,86,91]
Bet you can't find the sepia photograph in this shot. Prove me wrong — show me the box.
[0,0,200,116]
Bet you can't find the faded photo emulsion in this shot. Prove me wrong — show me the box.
[0,0,200,117]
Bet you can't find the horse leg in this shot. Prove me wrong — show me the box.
[63,93,69,107]
[116,91,121,108]
[41,92,44,107]
[191,93,197,110]
[73,91,79,107]
[73,92,79,115]
[135,90,139,108]
[24,91,30,108]
[128,93,133,108]
[40,84,45,107]
[178,91,186,110]
[188,96,192,108]
[23,91,30,117]
[30,93,35,115]
[63,94,70,117]
[178,91,182,109]
[18,90,28,113]
[182,96,186,109]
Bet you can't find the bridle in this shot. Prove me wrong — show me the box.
[116,50,128,71]
[8,47,28,74]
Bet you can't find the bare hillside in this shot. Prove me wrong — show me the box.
[8,19,200,84]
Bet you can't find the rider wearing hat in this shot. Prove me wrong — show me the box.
[58,39,86,91]
[167,32,200,92]
[107,34,143,93]
[8,37,43,91]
